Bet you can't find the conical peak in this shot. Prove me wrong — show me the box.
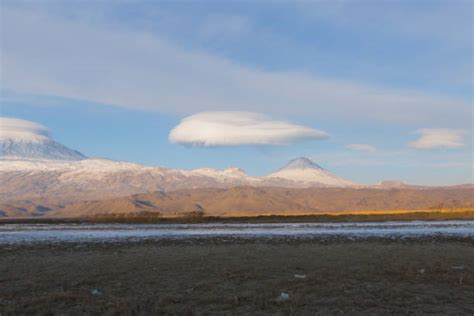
[0,117,86,161]
[280,157,324,171]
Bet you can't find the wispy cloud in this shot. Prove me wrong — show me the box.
[1,7,471,127]
[346,144,376,153]
[409,129,466,150]
[169,112,329,147]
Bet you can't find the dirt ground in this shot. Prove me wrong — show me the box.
[1,238,473,315]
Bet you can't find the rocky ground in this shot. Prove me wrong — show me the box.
[1,237,473,315]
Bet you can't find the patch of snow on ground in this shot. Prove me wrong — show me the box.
[1,221,473,244]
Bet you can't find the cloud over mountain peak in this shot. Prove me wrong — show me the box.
[0,117,86,160]
[0,117,51,142]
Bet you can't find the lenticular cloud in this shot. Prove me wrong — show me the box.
[169,112,329,147]
[409,129,466,150]
[0,117,51,141]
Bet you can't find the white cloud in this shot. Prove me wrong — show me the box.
[1,7,471,126]
[0,117,50,141]
[409,129,466,150]
[169,112,329,147]
[346,144,377,153]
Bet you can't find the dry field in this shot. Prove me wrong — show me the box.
[1,237,473,315]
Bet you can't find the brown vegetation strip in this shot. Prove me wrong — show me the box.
[1,209,474,224]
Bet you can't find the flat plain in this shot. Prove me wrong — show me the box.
[1,237,473,315]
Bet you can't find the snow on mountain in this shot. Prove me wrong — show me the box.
[0,117,86,161]
[189,167,250,179]
[267,157,356,187]
[1,138,86,161]
[276,157,324,171]
[1,117,468,217]
[0,157,176,203]
[0,125,357,205]
[223,167,246,176]
[0,118,355,194]
[375,180,410,188]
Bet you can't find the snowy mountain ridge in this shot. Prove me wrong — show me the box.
[0,155,357,204]
[0,119,359,203]
[0,155,352,186]
[0,117,355,189]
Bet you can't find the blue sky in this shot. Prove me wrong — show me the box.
[1,0,472,185]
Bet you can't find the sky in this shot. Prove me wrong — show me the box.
[0,0,472,185]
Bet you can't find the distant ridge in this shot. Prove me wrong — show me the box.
[1,151,471,217]
[3,186,472,218]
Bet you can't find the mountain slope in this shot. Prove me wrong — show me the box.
[6,186,472,218]
[0,117,86,160]
[267,157,355,187]
[1,138,86,161]
[0,158,290,203]
[0,155,358,204]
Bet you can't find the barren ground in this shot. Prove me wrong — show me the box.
[1,238,473,315]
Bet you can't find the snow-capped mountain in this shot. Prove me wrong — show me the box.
[2,117,471,218]
[0,117,86,160]
[267,157,355,187]
[1,138,86,161]
[0,156,356,205]
[0,157,287,204]
[0,117,357,204]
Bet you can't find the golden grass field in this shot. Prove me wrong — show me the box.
[87,208,474,224]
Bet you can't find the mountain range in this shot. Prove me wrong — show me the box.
[0,126,472,218]
[0,130,358,203]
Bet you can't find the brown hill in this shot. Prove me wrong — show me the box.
[3,186,472,218]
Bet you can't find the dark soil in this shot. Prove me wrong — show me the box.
[1,238,473,315]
